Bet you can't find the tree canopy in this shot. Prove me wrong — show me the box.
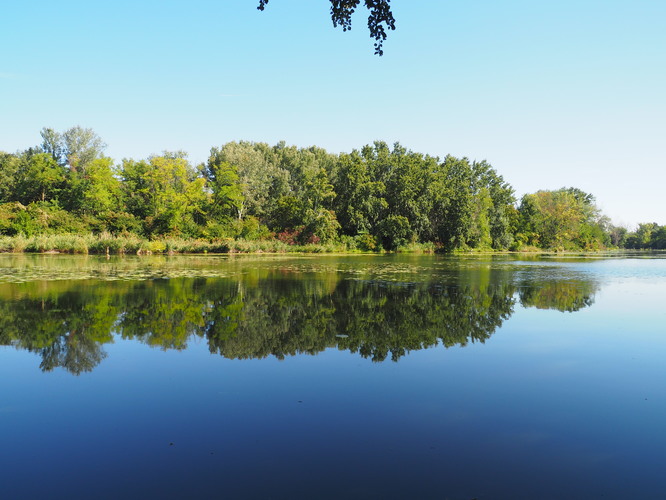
[0,126,649,253]
[257,0,396,55]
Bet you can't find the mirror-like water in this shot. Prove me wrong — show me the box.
[1,254,665,499]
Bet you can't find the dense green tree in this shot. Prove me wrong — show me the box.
[345,141,440,247]
[433,156,474,249]
[517,188,608,250]
[608,224,628,247]
[270,143,339,241]
[79,157,123,216]
[376,214,412,250]
[1,128,633,251]
[471,160,516,249]
[121,153,206,236]
[651,226,666,249]
[0,152,20,203]
[39,128,65,165]
[303,208,341,243]
[204,153,244,219]
[468,187,493,249]
[17,152,67,204]
[625,222,663,249]
[383,145,436,240]
[34,127,108,214]
[332,150,387,236]
[210,141,288,220]
[635,222,657,248]
[331,145,515,251]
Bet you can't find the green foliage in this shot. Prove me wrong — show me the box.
[270,195,304,232]
[104,211,143,235]
[233,216,272,240]
[516,188,608,251]
[1,128,628,253]
[354,232,378,252]
[204,155,244,218]
[652,227,666,249]
[333,150,387,236]
[304,208,341,243]
[79,157,122,216]
[468,187,493,249]
[0,152,20,203]
[471,160,516,249]
[376,215,413,250]
[208,141,287,220]
[121,154,207,236]
[608,225,628,248]
[624,222,666,249]
[17,153,66,204]
[433,156,473,249]
[40,126,106,172]
[395,241,437,253]
[0,202,87,236]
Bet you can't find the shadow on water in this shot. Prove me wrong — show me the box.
[0,264,599,374]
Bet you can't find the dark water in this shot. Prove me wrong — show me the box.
[1,253,665,499]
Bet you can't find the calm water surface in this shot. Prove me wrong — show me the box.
[1,253,665,499]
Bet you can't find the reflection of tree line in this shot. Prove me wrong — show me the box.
[205,279,517,362]
[0,273,598,374]
[518,280,597,313]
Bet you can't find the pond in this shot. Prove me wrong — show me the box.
[1,253,665,499]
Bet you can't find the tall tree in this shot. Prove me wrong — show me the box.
[40,126,106,172]
[210,142,288,221]
[517,188,608,250]
[79,157,123,216]
[383,144,436,241]
[333,150,387,236]
[434,156,474,249]
[471,160,516,249]
[204,153,244,219]
[121,153,206,235]
[17,153,66,204]
[0,152,20,203]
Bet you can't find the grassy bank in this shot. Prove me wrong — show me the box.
[0,233,410,255]
[0,233,619,255]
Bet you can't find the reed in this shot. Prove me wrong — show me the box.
[0,233,440,255]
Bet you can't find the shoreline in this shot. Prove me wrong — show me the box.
[0,233,639,256]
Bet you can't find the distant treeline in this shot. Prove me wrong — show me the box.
[0,126,654,252]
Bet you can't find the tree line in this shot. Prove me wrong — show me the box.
[0,126,653,252]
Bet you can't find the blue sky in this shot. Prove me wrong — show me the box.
[1,0,664,227]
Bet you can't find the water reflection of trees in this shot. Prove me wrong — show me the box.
[0,285,116,375]
[0,272,597,374]
[205,280,516,362]
[518,280,598,312]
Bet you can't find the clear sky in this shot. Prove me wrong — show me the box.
[1,0,664,228]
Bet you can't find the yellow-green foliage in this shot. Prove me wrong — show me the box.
[396,242,436,254]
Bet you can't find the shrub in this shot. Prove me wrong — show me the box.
[354,232,378,252]
[376,215,413,251]
[304,209,340,243]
